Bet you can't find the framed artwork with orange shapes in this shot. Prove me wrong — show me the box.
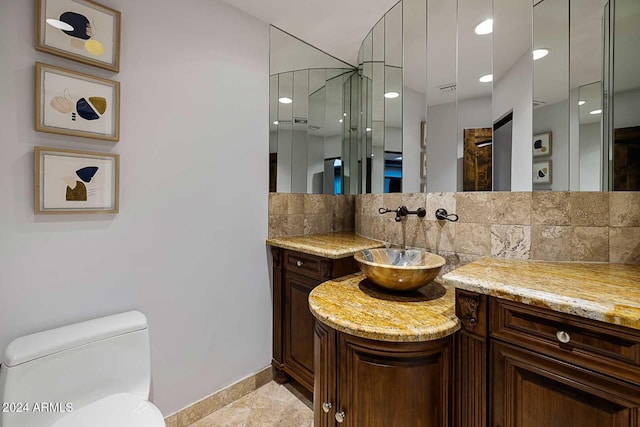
[36,0,121,72]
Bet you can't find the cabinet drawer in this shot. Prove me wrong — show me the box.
[283,251,326,280]
[491,298,640,385]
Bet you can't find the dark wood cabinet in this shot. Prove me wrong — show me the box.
[315,320,453,427]
[454,289,640,427]
[271,247,358,394]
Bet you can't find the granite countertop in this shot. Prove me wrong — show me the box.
[309,273,460,342]
[443,257,640,331]
[266,231,384,259]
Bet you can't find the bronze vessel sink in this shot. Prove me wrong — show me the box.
[354,248,446,292]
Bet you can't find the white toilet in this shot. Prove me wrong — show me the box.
[0,311,165,427]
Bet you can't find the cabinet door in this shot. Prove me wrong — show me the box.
[284,271,317,391]
[492,341,640,427]
[337,333,452,427]
[314,321,337,427]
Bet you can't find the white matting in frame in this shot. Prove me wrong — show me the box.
[36,62,120,141]
[35,146,119,214]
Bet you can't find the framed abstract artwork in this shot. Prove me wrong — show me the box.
[35,146,119,214]
[533,160,552,184]
[36,0,121,72]
[35,62,120,141]
[533,132,552,157]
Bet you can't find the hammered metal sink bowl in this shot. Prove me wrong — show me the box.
[354,248,446,292]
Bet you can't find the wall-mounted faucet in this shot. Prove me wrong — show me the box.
[379,206,427,222]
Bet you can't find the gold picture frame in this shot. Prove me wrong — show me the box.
[35,62,120,141]
[36,0,121,72]
[35,146,119,214]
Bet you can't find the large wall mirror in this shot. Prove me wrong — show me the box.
[270,0,639,194]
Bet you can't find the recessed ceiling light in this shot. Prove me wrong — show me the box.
[343,112,347,117]
[479,74,493,83]
[46,18,74,31]
[474,18,493,35]
[533,48,549,60]
[338,119,343,123]
[384,91,400,99]
[278,97,292,104]
[578,100,586,106]
[366,127,372,132]
[589,109,602,115]
[273,121,279,125]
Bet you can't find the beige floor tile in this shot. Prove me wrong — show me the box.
[188,381,313,427]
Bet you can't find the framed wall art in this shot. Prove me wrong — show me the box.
[36,0,121,72]
[533,160,552,184]
[35,62,120,141]
[533,132,552,157]
[35,146,119,214]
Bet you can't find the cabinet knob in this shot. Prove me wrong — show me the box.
[556,330,571,344]
[322,402,332,413]
[335,411,346,423]
[296,260,304,267]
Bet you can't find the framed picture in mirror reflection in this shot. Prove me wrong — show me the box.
[533,160,552,185]
[533,132,552,157]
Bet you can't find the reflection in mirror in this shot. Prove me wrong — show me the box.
[493,0,532,191]
[425,0,457,192]
[457,0,493,191]
[533,0,569,191]
[611,0,640,190]
[269,27,355,194]
[358,3,404,194]
[569,0,607,190]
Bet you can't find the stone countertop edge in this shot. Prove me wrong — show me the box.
[308,274,461,343]
[442,257,640,331]
[266,231,385,259]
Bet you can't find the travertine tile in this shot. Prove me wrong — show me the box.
[355,195,363,215]
[530,225,572,261]
[610,192,640,227]
[363,194,383,215]
[425,221,456,253]
[426,192,456,221]
[491,225,531,259]
[267,215,287,239]
[571,227,609,262]
[610,227,640,263]
[402,192,427,211]
[454,223,491,255]
[303,214,331,234]
[268,193,288,215]
[164,414,177,427]
[404,217,428,249]
[570,192,609,226]
[456,192,491,223]
[384,217,404,246]
[491,192,531,225]
[531,192,570,225]
[254,366,273,389]
[286,214,304,236]
[383,193,402,210]
[287,194,304,215]
[369,215,385,241]
[304,194,331,214]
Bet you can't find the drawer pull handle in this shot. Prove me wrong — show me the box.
[335,411,346,423]
[296,260,304,267]
[556,330,571,344]
[322,402,332,413]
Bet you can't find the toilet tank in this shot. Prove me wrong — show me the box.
[0,311,151,427]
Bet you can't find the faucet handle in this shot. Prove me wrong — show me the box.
[378,207,394,214]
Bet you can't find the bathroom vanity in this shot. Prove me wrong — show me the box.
[266,232,383,394]
[444,259,640,427]
[309,274,459,426]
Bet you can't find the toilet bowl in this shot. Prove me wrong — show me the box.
[0,311,165,427]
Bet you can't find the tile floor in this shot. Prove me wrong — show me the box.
[188,381,313,427]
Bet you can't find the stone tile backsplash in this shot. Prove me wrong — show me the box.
[268,192,640,265]
[268,193,355,238]
[355,192,640,264]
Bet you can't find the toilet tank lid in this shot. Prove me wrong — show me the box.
[3,311,148,367]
